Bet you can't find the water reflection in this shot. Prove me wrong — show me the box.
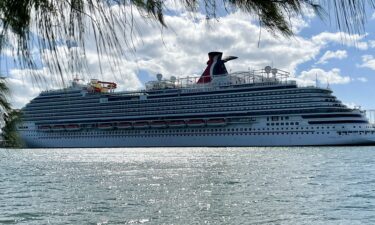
[1,147,375,224]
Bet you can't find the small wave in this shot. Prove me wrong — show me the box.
[4,212,45,223]
[348,193,375,199]
[10,212,44,218]
[90,206,111,212]
[127,218,150,224]
[341,205,372,209]
[223,181,241,185]
[349,180,375,185]
[0,219,16,224]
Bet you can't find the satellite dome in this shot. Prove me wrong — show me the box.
[265,66,272,74]
[156,73,163,81]
[170,76,176,82]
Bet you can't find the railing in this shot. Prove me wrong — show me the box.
[146,69,292,90]
[181,69,290,87]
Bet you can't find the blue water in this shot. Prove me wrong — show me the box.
[1,147,375,224]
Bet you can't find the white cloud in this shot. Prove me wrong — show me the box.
[294,68,351,86]
[316,50,347,64]
[372,12,375,20]
[343,102,358,109]
[358,42,368,50]
[358,55,375,70]
[7,68,54,108]
[130,10,320,76]
[356,77,368,82]
[5,5,362,109]
[7,46,143,108]
[287,5,316,33]
[312,32,368,50]
[369,40,375,48]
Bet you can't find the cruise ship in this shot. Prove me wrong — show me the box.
[17,52,375,147]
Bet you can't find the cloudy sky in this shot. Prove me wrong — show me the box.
[1,2,375,110]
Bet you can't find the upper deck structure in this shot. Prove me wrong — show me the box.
[17,52,375,147]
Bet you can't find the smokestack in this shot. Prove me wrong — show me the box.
[197,52,231,84]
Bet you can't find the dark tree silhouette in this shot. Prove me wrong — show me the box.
[0,77,10,113]
[1,110,23,147]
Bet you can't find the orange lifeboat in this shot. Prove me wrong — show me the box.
[66,124,81,131]
[168,120,186,128]
[117,122,132,129]
[89,79,117,93]
[187,119,205,127]
[98,123,113,130]
[133,121,149,129]
[150,121,167,128]
[207,118,226,126]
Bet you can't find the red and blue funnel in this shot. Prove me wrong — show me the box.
[197,52,237,84]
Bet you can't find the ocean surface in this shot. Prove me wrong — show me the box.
[1,147,375,225]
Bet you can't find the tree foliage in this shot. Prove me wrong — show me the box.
[0,0,374,76]
[1,110,23,148]
[0,77,10,112]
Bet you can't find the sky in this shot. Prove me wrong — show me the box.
[1,2,375,110]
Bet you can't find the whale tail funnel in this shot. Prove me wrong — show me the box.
[197,52,237,84]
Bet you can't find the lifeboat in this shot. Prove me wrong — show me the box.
[38,125,51,130]
[207,118,226,126]
[133,121,149,129]
[168,120,186,128]
[89,79,117,93]
[150,121,167,128]
[52,125,65,131]
[117,122,132,129]
[98,123,113,130]
[66,124,81,131]
[186,119,205,127]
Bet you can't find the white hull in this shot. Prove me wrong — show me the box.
[20,128,375,148]
[18,52,375,148]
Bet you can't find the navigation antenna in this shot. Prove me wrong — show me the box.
[315,73,318,87]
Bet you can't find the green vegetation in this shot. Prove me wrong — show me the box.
[0,78,10,112]
[1,110,24,148]
[0,78,22,148]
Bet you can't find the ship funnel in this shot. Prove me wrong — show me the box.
[197,52,237,84]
